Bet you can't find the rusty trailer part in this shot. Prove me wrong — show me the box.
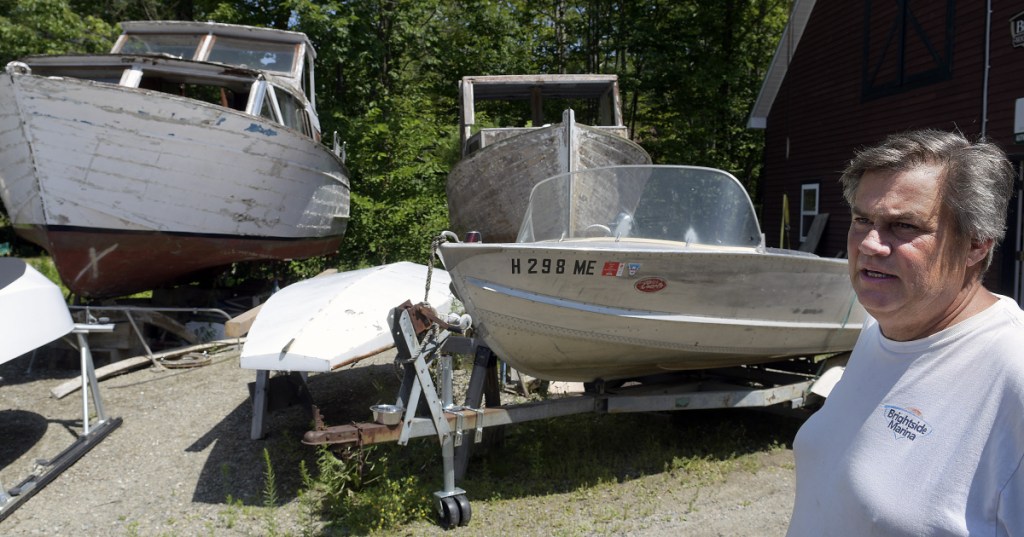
[303,395,599,448]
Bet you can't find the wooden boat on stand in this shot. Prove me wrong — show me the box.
[0,21,350,298]
[446,74,651,243]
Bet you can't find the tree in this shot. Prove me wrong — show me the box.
[0,0,117,64]
[624,0,788,197]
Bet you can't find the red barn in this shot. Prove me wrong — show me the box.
[750,0,1024,305]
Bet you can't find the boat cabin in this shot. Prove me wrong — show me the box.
[458,74,628,156]
[17,21,322,141]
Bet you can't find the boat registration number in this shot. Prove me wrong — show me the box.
[510,257,595,275]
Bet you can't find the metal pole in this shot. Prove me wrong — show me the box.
[79,332,90,435]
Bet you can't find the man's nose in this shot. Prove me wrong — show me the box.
[858,228,890,256]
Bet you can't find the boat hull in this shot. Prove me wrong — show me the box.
[446,116,650,243]
[0,71,349,297]
[440,242,865,382]
[17,225,342,298]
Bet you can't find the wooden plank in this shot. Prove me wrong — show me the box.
[50,357,150,399]
[225,304,262,338]
[50,339,242,399]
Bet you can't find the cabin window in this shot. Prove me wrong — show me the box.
[275,88,311,137]
[302,56,314,105]
[206,37,298,74]
[117,34,203,60]
[861,0,954,100]
[259,87,278,122]
[800,183,819,242]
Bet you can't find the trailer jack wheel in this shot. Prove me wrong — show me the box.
[455,494,472,526]
[438,494,471,529]
[438,496,459,529]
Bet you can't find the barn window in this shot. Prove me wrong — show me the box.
[862,0,954,100]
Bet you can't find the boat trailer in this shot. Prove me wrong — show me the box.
[300,301,841,529]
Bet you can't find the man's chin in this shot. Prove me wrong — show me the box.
[855,293,901,320]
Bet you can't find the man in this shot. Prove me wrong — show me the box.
[787,130,1024,536]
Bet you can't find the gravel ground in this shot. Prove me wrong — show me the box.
[0,342,798,536]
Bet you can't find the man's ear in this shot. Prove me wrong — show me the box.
[966,238,993,268]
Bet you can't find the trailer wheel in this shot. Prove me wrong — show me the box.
[439,496,461,529]
[455,494,472,526]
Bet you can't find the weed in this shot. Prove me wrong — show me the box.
[123,520,141,537]
[341,473,431,531]
[297,459,321,537]
[295,442,440,533]
[261,447,280,536]
[686,487,701,513]
[262,447,279,508]
[219,495,243,529]
[310,444,377,516]
[290,396,800,534]
[219,462,234,501]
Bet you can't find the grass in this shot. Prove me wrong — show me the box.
[287,405,801,535]
[90,363,801,536]
[463,409,796,495]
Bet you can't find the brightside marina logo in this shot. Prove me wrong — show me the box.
[880,405,932,442]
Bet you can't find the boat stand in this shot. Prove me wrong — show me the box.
[0,323,123,523]
[302,301,834,530]
[63,304,233,369]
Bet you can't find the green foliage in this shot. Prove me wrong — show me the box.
[297,444,431,532]
[341,472,431,532]
[24,256,69,295]
[261,447,279,508]
[69,0,199,22]
[0,0,117,64]
[294,408,797,532]
[459,409,799,500]
[261,447,280,536]
[624,0,788,194]
[302,445,373,516]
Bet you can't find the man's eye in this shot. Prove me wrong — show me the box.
[894,222,917,230]
[852,217,870,225]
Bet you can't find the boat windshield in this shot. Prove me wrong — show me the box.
[516,165,762,248]
[114,33,298,74]
[207,36,297,74]
[117,34,203,59]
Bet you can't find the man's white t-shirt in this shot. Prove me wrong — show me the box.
[787,295,1024,536]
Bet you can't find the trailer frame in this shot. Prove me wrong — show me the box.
[301,302,839,529]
